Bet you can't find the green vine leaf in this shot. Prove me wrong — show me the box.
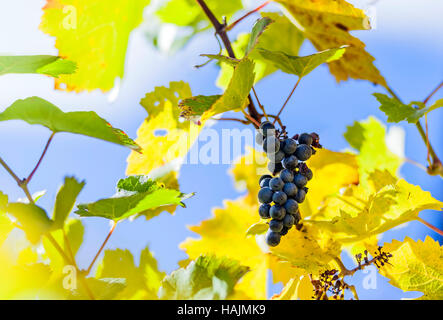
[6,203,53,244]
[0,55,76,77]
[40,0,150,92]
[0,97,141,152]
[96,247,165,299]
[159,255,249,300]
[257,46,346,78]
[75,175,193,221]
[374,93,443,123]
[179,58,255,121]
[379,236,443,300]
[52,177,85,229]
[244,17,274,56]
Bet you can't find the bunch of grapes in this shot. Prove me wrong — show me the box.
[256,121,321,247]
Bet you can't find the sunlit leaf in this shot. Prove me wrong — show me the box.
[126,81,202,175]
[159,255,249,300]
[40,0,150,91]
[0,55,76,77]
[257,46,346,78]
[52,177,85,229]
[0,97,141,152]
[379,237,443,300]
[217,12,304,87]
[344,116,401,186]
[96,247,165,299]
[0,192,12,245]
[246,221,268,237]
[244,17,274,56]
[375,93,443,124]
[76,175,192,221]
[6,203,53,244]
[276,0,387,85]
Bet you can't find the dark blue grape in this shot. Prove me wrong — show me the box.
[269,219,283,232]
[269,177,284,191]
[268,150,285,163]
[293,173,308,188]
[280,226,289,236]
[260,121,275,137]
[263,136,280,153]
[258,204,271,219]
[283,155,298,169]
[259,174,272,184]
[299,133,313,146]
[295,144,312,161]
[282,138,297,155]
[283,182,298,197]
[303,168,313,181]
[260,178,271,188]
[283,214,295,228]
[258,187,273,204]
[266,231,281,247]
[272,191,287,205]
[284,199,299,214]
[268,162,283,175]
[270,205,286,220]
[294,188,306,203]
[280,169,294,183]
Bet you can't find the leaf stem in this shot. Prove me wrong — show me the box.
[423,80,443,105]
[417,217,443,237]
[26,132,55,183]
[273,77,301,124]
[0,156,23,185]
[252,86,268,121]
[225,0,272,31]
[86,221,117,275]
[212,117,250,124]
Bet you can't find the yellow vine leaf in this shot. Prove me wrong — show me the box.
[126,81,202,175]
[275,0,386,86]
[301,148,359,218]
[271,277,298,300]
[310,177,443,244]
[380,237,443,300]
[180,198,268,299]
[40,0,150,92]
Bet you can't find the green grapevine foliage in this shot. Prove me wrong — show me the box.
[0,0,442,301]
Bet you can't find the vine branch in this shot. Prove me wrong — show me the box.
[225,0,272,31]
[196,0,262,127]
[86,221,117,275]
[417,217,443,237]
[273,77,301,124]
[26,132,55,183]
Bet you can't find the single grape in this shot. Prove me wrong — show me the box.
[280,226,289,236]
[259,174,272,185]
[283,214,295,228]
[263,136,280,153]
[303,168,313,181]
[284,199,299,214]
[260,121,275,137]
[258,187,273,204]
[268,162,283,175]
[266,231,281,247]
[280,169,294,183]
[256,132,264,146]
[272,191,287,205]
[269,177,284,191]
[282,155,298,170]
[295,144,312,161]
[268,150,285,163]
[258,204,271,219]
[259,177,271,188]
[269,219,284,232]
[283,182,298,197]
[299,133,313,146]
[294,188,306,203]
[293,173,308,188]
[282,138,297,155]
[270,204,286,220]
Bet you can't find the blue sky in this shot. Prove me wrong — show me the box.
[0,0,442,299]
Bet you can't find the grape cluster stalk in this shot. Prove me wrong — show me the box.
[256,121,321,247]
